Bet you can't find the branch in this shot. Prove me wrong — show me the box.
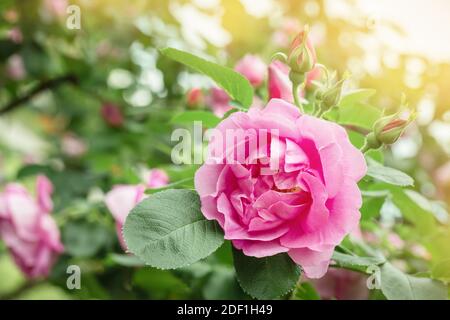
[342,124,370,136]
[0,74,78,115]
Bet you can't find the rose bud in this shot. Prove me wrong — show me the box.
[186,88,204,108]
[0,176,64,279]
[373,111,415,145]
[234,54,267,87]
[288,27,317,74]
[315,71,347,115]
[101,103,124,128]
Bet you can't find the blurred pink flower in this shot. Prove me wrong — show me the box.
[311,269,369,300]
[0,176,64,279]
[44,0,68,17]
[101,103,124,128]
[186,87,204,108]
[206,87,233,118]
[272,18,301,47]
[234,54,267,87]
[6,54,26,81]
[62,133,88,158]
[146,169,169,189]
[195,99,366,278]
[105,169,169,250]
[387,233,405,250]
[105,184,146,250]
[7,27,23,44]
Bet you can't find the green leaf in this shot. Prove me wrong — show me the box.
[107,254,144,267]
[202,266,246,300]
[291,282,321,300]
[123,189,224,269]
[160,47,253,108]
[232,249,300,299]
[133,268,189,299]
[431,260,450,283]
[338,103,382,130]
[366,160,414,187]
[332,252,386,268]
[339,89,376,107]
[380,262,447,300]
[171,111,221,128]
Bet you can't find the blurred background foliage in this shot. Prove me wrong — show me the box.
[0,0,449,299]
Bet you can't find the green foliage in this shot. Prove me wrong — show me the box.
[332,251,385,270]
[380,262,447,300]
[232,249,301,299]
[160,47,254,108]
[366,159,414,187]
[339,89,377,108]
[123,189,224,269]
[171,111,221,128]
[63,221,112,258]
[291,282,320,300]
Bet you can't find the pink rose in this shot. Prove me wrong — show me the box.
[268,61,294,103]
[105,184,146,250]
[105,169,169,250]
[0,176,64,279]
[234,54,267,87]
[311,269,369,300]
[195,99,366,278]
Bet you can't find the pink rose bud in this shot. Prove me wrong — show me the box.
[105,185,147,250]
[0,176,64,279]
[234,54,267,87]
[373,111,415,145]
[195,99,366,278]
[101,103,124,128]
[288,28,317,74]
[268,61,294,103]
[186,88,204,108]
[206,87,233,118]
